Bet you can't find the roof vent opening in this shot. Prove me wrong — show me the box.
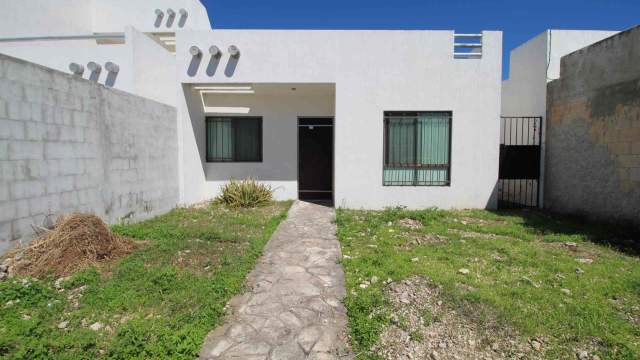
[454,33,483,59]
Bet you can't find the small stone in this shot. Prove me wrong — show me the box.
[58,321,69,329]
[592,355,601,360]
[411,257,419,262]
[0,264,8,272]
[458,268,470,275]
[54,277,69,290]
[0,272,6,281]
[530,340,541,351]
[491,342,499,351]
[430,351,440,360]
[359,283,369,289]
[575,268,585,274]
[577,350,589,360]
[576,258,593,264]
[438,341,447,349]
[564,242,578,249]
[560,288,572,296]
[21,314,31,320]
[371,276,379,284]
[89,322,103,331]
[468,339,476,346]
[343,255,352,259]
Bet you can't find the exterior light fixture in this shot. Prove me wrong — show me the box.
[155,9,164,17]
[179,8,188,17]
[68,63,84,75]
[228,45,240,57]
[209,45,221,57]
[105,62,119,73]
[167,8,176,17]
[189,46,202,57]
[87,62,101,73]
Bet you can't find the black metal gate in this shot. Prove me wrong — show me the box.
[498,116,542,208]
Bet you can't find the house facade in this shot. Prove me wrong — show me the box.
[3,0,502,210]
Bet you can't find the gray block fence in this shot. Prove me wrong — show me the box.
[0,54,179,253]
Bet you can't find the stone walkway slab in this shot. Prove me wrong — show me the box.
[199,201,353,360]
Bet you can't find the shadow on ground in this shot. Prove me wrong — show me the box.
[493,209,640,256]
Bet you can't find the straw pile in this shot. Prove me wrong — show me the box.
[10,213,136,277]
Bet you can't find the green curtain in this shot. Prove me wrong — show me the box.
[207,118,234,161]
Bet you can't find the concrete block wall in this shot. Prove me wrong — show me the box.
[545,26,640,227]
[0,54,179,253]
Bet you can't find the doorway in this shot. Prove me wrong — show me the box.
[298,118,334,201]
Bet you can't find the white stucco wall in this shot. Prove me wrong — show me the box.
[0,0,94,37]
[502,29,618,117]
[0,27,176,105]
[92,0,211,33]
[0,0,210,37]
[176,30,503,209]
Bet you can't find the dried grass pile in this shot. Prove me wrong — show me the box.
[10,213,136,277]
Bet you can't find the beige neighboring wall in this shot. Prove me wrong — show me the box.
[545,26,640,226]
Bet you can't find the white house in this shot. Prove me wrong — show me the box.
[29,1,634,212]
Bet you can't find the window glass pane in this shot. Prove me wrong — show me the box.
[384,112,451,186]
[235,118,261,161]
[206,117,261,162]
[387,118,415,166]
[207,118,234,161]
[417,112,449,165]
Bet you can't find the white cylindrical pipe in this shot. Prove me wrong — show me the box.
[105,62,119,73]
[167,8,176,17]
[209,45,221,57]
[155,9,164,17]
[179,8,188,17]
[189,46,202,57]
[87,62,101,72]
[228,45,240,57]
[68,63,84,75]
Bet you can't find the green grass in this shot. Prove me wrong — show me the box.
[336,207,640,359]
[0,201,291,359]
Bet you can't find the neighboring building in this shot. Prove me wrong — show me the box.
[545,26,640,227]
[500,29,618,207]
[1,0,503,210]
[0,0,212,106]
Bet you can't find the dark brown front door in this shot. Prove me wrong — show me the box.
[298,118,333,201]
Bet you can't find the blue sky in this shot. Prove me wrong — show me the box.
[200,0,638,79]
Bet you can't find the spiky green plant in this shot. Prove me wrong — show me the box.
[216,178,274,208]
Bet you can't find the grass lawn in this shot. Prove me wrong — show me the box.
[336,207,640,359]
[0,201,291,359]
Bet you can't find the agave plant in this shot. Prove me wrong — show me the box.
[216,178,274,208]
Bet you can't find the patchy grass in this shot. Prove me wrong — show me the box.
[0,201,291,359]
[336,207,640,359]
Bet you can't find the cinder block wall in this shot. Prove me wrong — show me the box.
[0,54,179,253]
[545,26,640,226]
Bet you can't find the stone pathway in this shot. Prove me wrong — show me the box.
[199,201,353,360]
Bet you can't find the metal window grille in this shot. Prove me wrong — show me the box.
[206,117,262,162]
[383,111,452,186]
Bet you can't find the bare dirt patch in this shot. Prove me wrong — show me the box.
[396,218,424,230]
[4,213,140,277]
[373,276,537,360]
[399,233,449,249]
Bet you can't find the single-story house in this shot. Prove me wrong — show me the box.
[0,0,618,213]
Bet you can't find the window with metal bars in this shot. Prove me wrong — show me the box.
[383,111,451,186]
[206,117,262,162]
